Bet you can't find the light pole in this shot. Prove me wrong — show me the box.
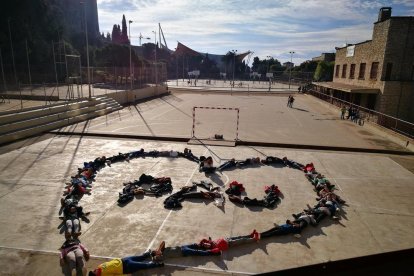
[266,55,272,91]
[152,31,157,87]
[7,18,17,88]
[81,2,91,99]
[288,51,295,90]
[129,20,133,91]
[231,49,237,86]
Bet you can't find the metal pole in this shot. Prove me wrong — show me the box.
[25,40,32,90]
[232,50,237,90]
[129,20,133,91]
[288,51,295,90]
[52,41,59,95]
[8,18,18,88]
[81,2,91,99]
[152,31,157,87]
[0,48,7,92]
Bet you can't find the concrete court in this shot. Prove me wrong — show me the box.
[0,90,413,275]
[55,92,408,151]
[0,134,414,275]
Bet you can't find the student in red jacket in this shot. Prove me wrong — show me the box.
[163,231,259,258]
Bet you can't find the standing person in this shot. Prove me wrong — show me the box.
[341,106,346,119]
[88,241,165,276]
[346,106,352,119]
[287,95,292,107]
[60,239,89,276]
[289,96,295,108]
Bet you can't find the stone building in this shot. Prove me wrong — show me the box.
[312,53,335,63]
[314,7,414,123]
[283,62,294,69]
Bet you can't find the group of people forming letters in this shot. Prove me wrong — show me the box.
[58,147,346,275]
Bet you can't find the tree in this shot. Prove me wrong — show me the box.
[313,61,334,81]
[295,60,318,72]
[121,14,128,44]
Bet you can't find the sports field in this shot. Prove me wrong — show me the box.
[0,90,413,275]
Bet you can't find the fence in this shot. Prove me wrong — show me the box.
[307,88,414,139]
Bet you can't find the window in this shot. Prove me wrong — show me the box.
[370,62,379,80]
[335,65,340,77]
[341,64,347,78]
[350,64,356,79]
[384,63,392,80]
[358,63,366,79]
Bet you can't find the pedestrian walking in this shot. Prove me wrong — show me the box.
[341,106,346,119]
[289,96,295,108]
[287,95,292,107]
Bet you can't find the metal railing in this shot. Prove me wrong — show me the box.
[307,88,414,139]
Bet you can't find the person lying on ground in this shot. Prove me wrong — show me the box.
[228,190,279,208]
[217,158,237,172]
[225,181,245,196]
[163,184,197,209]
[261,156,285,166]
[303,163,316,174]
[106,152,130,165]
[192,180,220,191]
[59,238,89,276]
[259,220,302,239]
[83,156,107,172]
[63,204,84,239]
[236,157,261,167]
[88,241,165,276]
[311,200,340,223]
[282,157,304,170]
[199,156,216,173]
[291,212,317,228]
[181,148,199,162]
[128,148,144,159]
[63,181,91,199]
[264,184,282,196]
[164,232,259,258]
[317,187,345,204]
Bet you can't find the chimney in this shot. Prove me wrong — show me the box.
[378,7,392,22]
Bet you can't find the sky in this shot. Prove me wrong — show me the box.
[96,0,414,65]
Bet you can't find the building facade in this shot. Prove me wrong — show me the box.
[312,53,335,63]
[314,7,414,123]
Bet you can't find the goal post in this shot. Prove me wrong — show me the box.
[191,106,240,141]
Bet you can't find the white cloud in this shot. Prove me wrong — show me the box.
[96,0,412,64]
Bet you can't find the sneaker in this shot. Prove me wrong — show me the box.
[293,234,301,239]
[152,254,164,263]
[292,214,299,219]
[143,249,152,257]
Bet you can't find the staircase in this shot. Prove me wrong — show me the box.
[0,96,123,145]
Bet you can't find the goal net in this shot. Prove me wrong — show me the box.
[191,106,240,141]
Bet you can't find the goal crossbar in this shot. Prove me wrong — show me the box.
[191,106,240,141]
